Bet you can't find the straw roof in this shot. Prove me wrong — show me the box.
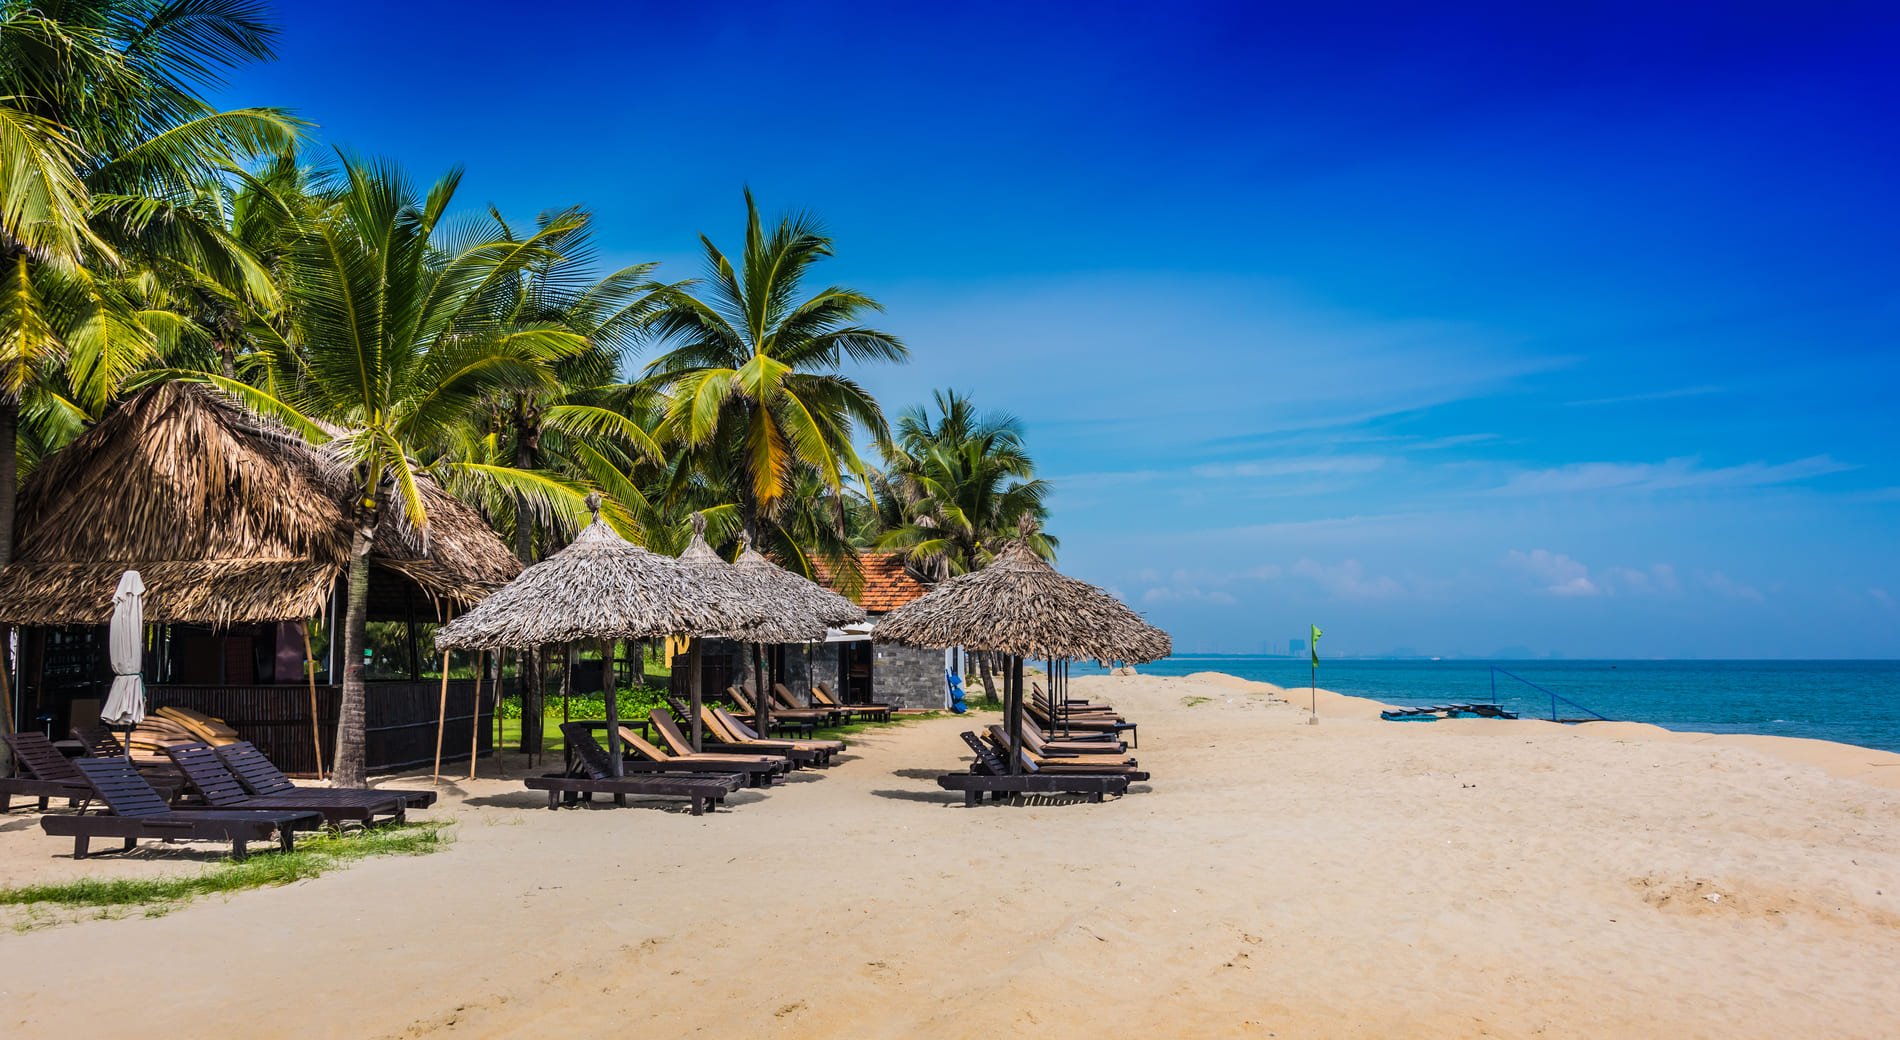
[873,519,1171,663]
[733,536,867,636]
[676,515,824,644]
[433,501,763,652]
[0,383,520,626]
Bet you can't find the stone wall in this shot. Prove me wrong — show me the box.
[869,643,946,710]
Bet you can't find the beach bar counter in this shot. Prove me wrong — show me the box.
[0,384,521,775]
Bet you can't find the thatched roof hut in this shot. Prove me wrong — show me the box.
[676,515,822,644]
[734,535,866,631]
[0,383,520,626]
[873,521,1171,664]
[432,504,763,652]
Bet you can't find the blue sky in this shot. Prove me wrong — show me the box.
[213,2,1899,657]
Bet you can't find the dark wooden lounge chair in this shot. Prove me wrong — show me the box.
[710,706,845,759]
[650,706,823,767]
[986,726,1149,779]
[39,757,321,860]
[604,725,789,786]
[215,742,438,809]
[167,743,407,825]
[3,731,179,812]
[808,682,893,722]
[935,732,1129,805]
[731,685,834,729]
[523,729,744,815]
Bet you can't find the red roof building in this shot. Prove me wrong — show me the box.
[810,553,930,614]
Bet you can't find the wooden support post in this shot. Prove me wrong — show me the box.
[302,621,324,782]
[687,638,704,751]
[431,647,452,783]
[602,638,622,777]
[467,650,484,781]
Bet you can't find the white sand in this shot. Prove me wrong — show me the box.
[3,671,1898,1038]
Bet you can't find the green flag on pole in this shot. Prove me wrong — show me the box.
[1310,625,1322,668]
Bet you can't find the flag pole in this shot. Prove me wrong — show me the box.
[1308,623,1321,726]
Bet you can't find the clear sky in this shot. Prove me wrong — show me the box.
[212,2,1900,658]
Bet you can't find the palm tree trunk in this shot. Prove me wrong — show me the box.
[331,520,374,787]
[0,396,17,570]
[976,650,999,707]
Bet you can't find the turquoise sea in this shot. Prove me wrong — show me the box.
[1074,658,1900,754]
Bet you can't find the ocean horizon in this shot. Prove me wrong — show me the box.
[1073,657,1900,754]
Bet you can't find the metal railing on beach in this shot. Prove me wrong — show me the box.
[1490,667,1610,723]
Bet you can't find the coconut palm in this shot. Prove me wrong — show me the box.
[642,189,906,554]
[875,389,1054,576]
[194,153,586,786]
[0,0,301,565]
[873,390,1054,703]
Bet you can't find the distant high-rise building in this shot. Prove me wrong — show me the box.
[1289,638,1305,658]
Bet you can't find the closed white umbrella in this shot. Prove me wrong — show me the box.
[101,571,147,752]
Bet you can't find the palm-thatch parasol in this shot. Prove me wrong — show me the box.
[435,497,763,775]
[672,515,827,749]
[730,534,867,736]
[874,517,1169,774]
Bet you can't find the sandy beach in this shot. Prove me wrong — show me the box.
[3,671,1898,1039]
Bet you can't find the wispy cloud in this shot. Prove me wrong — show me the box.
[1565,385,1726,407]
[1698,570,1765,604]
[1494,455,1853,496]
[1188,455,1389,479]
[1290,558,1407,601]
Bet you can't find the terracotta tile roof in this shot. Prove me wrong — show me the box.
[811,553,930,613]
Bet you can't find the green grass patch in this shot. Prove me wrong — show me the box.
[0,822,452,910]
[1180,695,1212,707]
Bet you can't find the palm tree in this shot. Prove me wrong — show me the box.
[642,189,906,562]
[0,0,300,566]
[873,390,1054,703]
[197,153,584,786]
[875,389,1054,575]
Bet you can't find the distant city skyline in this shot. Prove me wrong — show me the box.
[217,3,1900,657]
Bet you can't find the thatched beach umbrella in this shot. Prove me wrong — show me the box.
[435,497,762,776]
[674,516,823,749]
[874,518,1169,774]
[731,534,867,736]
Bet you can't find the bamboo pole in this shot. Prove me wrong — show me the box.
[467,650,484,781]
[302,620,324,781]
[431,648,452,782]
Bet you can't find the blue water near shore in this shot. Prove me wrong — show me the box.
[1073,658,1900,754]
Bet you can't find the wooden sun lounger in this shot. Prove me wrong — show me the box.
[4,732,100,813]
[605,725,789,786]
[215,742,438,809]
[727,686,828,735]
[167,743,407,825]
[650,707,822,767]
[808,683,893,722]
[1010,723,1138,766]
[935,732,1130,805]
[710,706,845,759]
[763,684,845,726]
[986,726,1149,779]
[524,728,743,815]
[39,757,321,860]
[1022,718,1127,754]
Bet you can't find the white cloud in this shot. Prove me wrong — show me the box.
[1604,563,1680,596]
[1141,586,1238,606]
[1565,385,1726,407]
[1290,558,1405,601]
[1505,549,1600,597]
[1494,455,1854,497]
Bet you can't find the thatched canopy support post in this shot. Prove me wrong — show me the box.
[602,637,622,777]
[1008,655,1026,776]
[467,650,484,781]
[432,647,452,783]
[302,621,324,782]
[752,641,769,739]
[687,638,704,752]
